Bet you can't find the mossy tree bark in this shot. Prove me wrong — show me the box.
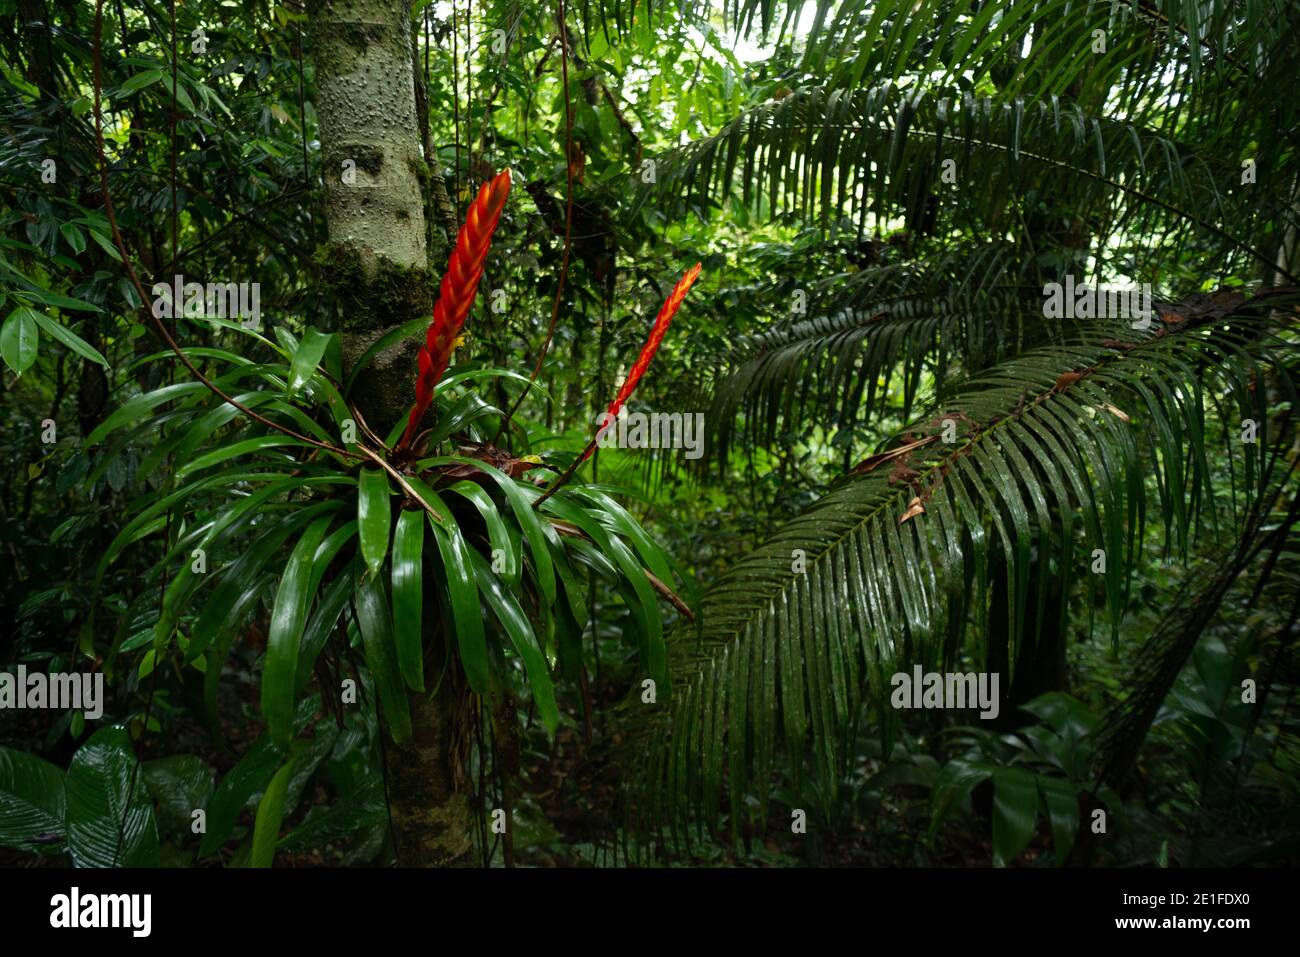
[308,0,472,866]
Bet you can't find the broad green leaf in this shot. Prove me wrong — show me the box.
[288,328,332,395]
[17,288,102,312]
[928,758,994,838]
[29,310,109,367]
[307,519,359,597]
[66,726,161,867]
[1038,776,1080,865]
[1,308,38,375]
[570,487,677,585]
[88,228,123,262]
[59,222,87,255]
[357,467,392,579]
[282,722,340,814]
[86,381,207,446]
[159,74,196,113]
[438,365,556,403]
[424,393,504,449]
[991,767,1039,867]
[1021,691,1098,744]
[540,495,665,687]
[186,504,334,663]
[548,534,589,638]
[279,775,385,854]
[143,755,214,839]
[118,68,163,94]
[151,484,344,652]
[0,747,66,853]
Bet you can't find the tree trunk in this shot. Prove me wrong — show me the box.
[308,0,472,865]
[309,0,432,429]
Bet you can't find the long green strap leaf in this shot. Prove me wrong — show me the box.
[469,550,559,736]
[262,515,334,748]
[391,508,426,691]
[357,467,392,579]
[404,477,489,694]
[446,479,518,586]
[287,328,333,396]
[188,503,336,664]
[296,563,359,697]
[414,456,555,609]
[354,575,412,743]
[250,760,294,868]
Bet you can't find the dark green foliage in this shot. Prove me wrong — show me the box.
[2,0,1298,869]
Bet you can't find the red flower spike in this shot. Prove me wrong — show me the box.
[582,262,702,462]
[398,168,512,450]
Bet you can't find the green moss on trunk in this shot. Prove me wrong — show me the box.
[315,242,431,333]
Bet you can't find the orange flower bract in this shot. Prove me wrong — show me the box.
[399,168,512,450]
[582,262,701,462]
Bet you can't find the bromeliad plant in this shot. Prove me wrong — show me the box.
[86,169,700,858]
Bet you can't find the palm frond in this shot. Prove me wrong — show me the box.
[703,245,1032,466]
[627,297,1286,852]
[641,83,1292,281]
